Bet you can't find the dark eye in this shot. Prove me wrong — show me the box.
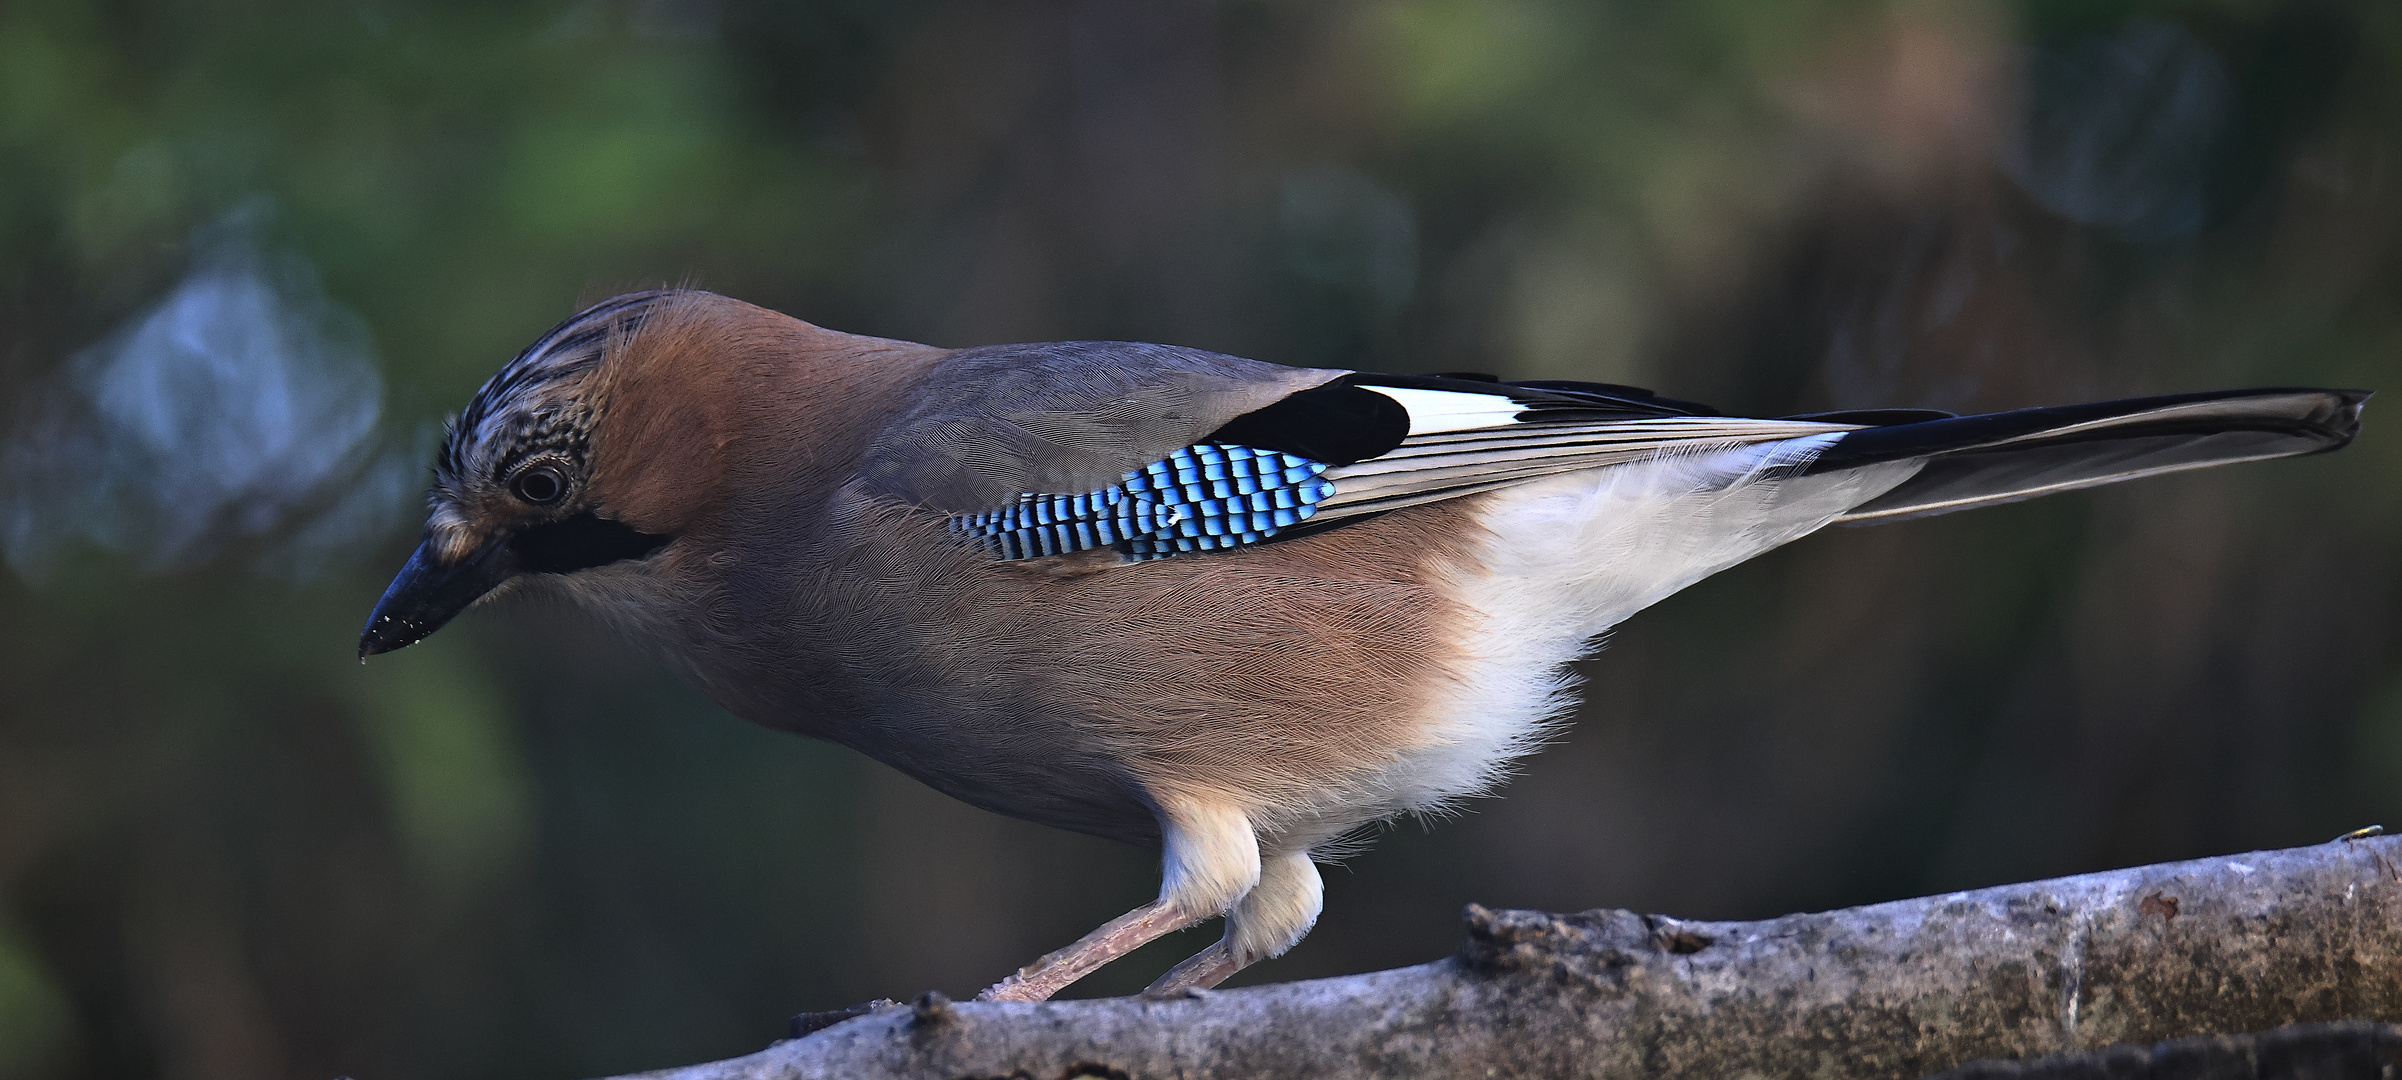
[512,464,567,505]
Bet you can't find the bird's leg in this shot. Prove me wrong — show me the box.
[1143,848,1322,998]
[977,897,1206,1003]
[980,797,1263,1003]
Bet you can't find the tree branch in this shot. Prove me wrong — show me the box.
[607,835,2402,1080]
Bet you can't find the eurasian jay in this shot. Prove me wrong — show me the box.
[360,289,2365,1002]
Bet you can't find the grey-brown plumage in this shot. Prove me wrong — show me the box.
[362,289,2367,1001]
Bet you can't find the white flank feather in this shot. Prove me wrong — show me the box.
[1375,433,1922,820]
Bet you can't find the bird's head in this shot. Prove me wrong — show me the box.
[360,289,721,658]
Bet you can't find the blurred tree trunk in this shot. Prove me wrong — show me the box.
[605,836,2402,1080]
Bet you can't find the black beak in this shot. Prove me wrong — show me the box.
[359,535,517,658]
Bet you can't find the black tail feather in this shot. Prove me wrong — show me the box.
[1813,388,2368,524]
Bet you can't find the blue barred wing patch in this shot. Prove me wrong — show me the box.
[951,443,1335,561]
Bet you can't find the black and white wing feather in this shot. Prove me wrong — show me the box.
[1291,378,1857,521]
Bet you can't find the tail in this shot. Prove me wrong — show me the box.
[1796,388,2369,525]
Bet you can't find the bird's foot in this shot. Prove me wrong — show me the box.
[1141,940,1239,999]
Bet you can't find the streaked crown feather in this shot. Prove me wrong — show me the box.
[434,290,677,498]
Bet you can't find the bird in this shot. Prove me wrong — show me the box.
[360,288,2366,1003]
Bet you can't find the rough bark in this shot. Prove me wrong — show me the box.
[605,835,2402,1080]
[1926,1021,2402,1078]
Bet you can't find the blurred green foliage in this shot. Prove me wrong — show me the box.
[347,639,530,902]
[2,1,2399,1077]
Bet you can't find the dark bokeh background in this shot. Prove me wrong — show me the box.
[3,1,2399,1077]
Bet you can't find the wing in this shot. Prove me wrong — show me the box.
[939,369,1860,561]
[897,343,2367,563]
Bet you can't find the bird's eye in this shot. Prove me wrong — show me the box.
[512,464,568,505]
